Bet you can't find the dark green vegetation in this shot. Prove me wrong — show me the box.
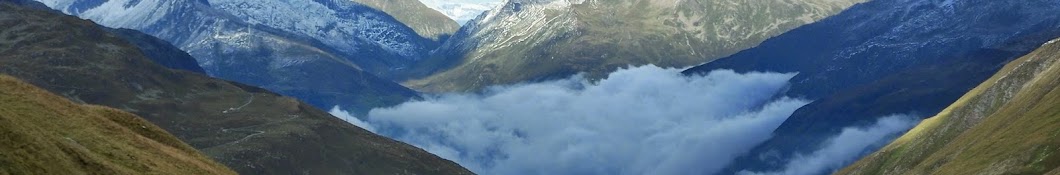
[0,75,236,175]
[408,0,865,92]
[352,0,460,40]
[840,38,1060,174]
[0,2,472,174]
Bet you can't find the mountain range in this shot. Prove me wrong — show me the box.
[7,0,1060,174]
[33,0,438,113]
[406,0,867,92]
[350,0,461,40]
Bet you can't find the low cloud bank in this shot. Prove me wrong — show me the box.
[740,115,919,175]
[336,65,809,174]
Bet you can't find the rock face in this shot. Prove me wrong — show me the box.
[0,75,235,175]
[351,0,461,40]
[407,0,865,92]
[33,0,427,112]
[683,0,1060,173]
[840,38,1060,175]
[0,2,472,174]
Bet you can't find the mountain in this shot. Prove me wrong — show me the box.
[406,0,866,92]
[0,75,235,175]
[0,2,472,174]
[419,0,502,25]
[106,28,207,74]
[839,38,1060,175]
[32,0,426,112]
[351,0,461,40]
[682,0,1060,173]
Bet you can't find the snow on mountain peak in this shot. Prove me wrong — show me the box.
[419,0,502,25]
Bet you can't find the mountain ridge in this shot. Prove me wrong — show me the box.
[681,0,1060,173]
[33,0,425,112]
[351,0,461,40]
[839,37,1060,175]
[407,0,866,92]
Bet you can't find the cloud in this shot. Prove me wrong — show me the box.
[356,65,809,175]
[739,115,919,175]
[328,106,377,133]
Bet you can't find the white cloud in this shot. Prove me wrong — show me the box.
[328,106,377,133]
[349,65,810,175]
[739,115,919,175]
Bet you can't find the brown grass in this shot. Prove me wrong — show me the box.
[0,75,236,175]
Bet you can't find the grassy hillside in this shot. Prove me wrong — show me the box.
[351,0,460,40]
[839,38,1060,174]
[0,75,235,175]
[0,2,471,174]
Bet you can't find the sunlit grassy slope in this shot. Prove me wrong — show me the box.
[0,75,236,175]
[839,38,1060,174]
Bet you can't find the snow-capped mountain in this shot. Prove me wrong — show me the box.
[351,0,461,40]
[32,0,424,113]
[407,0,867,92]
[208,0,431,60]
[419,0,502,25]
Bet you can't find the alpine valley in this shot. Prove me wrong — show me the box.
[4,0,1060,175]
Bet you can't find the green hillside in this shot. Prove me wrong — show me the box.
[0,75,236,175]
[839,39,1060,174]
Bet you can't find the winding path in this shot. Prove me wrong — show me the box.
[208,94,302,148]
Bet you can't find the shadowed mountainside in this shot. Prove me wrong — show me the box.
[682,0,1060,173]
[839,38,1060,175]
[407,0,865,92]
[0,2,472,174]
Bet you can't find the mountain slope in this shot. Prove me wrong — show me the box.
[0,75,235,175]
[682,0,1060,173]
[33,0,423,112]
[351,0,461,40]
[408,0,865,92]
[840,38,1060,175]
[0,2,471,174]
[106,28,207,74]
